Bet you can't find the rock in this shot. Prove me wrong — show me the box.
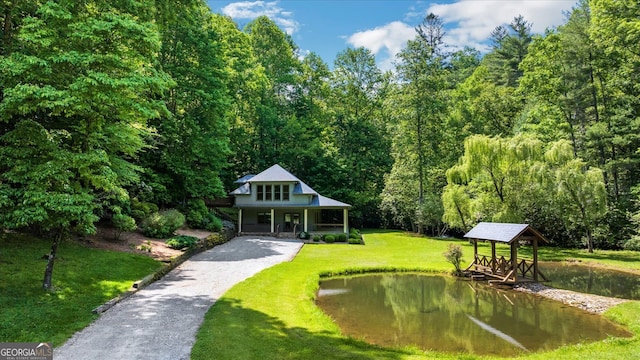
[514,283,628,314]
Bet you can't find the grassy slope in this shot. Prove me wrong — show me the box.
[192,229,640,360]
[0,233,161,345]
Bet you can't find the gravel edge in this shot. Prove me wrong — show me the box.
[513,282,629,314]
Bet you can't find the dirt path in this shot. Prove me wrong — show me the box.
[54,236,303,360]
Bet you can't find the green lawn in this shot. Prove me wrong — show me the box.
[0,232,161,345]
[192,229,640,359]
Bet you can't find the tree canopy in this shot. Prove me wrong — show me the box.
[2,0,640,289]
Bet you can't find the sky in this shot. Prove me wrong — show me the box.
[206,0,579,70]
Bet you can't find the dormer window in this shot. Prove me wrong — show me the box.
[283,185,290,201]
[274,185,281,200]
[257,185,263,201]
[265,185,272,201]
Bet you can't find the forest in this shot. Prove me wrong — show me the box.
[1,0,639,259]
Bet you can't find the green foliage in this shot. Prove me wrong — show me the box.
[141,1,230,203]
[112,214,137,241]
[130,199,159,221]
[140,209,185,238]
[443,134,608,250]
[166,235,199,250]
[312,235,321,242]
[298,231,310,240]
[323,235,336,243]
[186,199,207,227]
[443,243,464,275]
[336,233,347,242]
[348,237,363,245]
[205,233,226,247]
[184,199,223,232]
[623,238,640,252]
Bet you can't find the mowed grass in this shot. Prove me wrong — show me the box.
[192,229,640,360]
[0,233,161,345]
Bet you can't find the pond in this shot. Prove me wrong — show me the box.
[317,274,631,357]
[540,261,640,300]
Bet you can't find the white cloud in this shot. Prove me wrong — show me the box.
[347,21,416,60]
[346,21,417,71]
[222,1,299,34]
[427,0,576,50]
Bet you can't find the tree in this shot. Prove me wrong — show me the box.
[444,134,544,224]
[485,15,533,87]
[330,47,392,226]
[0,0,169,289]
[542,140,608,252]
[381,14,451,234]
[140,0,230,204]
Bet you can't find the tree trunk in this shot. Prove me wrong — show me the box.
[42,229,63,290]
[585,228,594,253]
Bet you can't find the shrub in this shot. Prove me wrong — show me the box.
[443,243,464,275]
[324,235,336,243]
[623,237,640,251]
[186,199,208,228]
[337,233,347,242]
[312,235,321,242]
[299,231,310,240]
[166,235,199,250]
[131,198,159,220]
[205,233,226,247]
[348,237,362,245]
[112,214,136,241]
[203,212,223,232]
[140,209,185,238]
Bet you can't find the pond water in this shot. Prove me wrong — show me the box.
[317,274,632,357]
[540,261,640,300]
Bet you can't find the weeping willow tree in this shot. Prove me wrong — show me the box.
[443,134,544,225]
[443,135,607,251]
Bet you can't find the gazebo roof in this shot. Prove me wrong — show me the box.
[464,222,548,244]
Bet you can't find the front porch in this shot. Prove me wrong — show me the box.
[237,207,349,236]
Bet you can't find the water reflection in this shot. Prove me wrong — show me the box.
[317,274,631,356]
[541,262,640,300]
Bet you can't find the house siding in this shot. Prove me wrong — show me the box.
[232,165,350,235]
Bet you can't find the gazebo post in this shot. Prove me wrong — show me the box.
[511,242,518,283]
[533,238,539,281]
[491,241,496,273]
[473,239,478,266]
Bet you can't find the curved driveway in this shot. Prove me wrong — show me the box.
[55,236,303,360]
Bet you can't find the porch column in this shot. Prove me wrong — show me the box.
[238,209,243,233]
[270,208,275,233]
[343,208,349,233]
[304,209,308,232]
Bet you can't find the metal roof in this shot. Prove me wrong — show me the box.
[464,222,543,243]
[230,183,250,195]
[247,164,300,182]
[310,194,351,208]
[293,181,316,195]
[234,174,255,184]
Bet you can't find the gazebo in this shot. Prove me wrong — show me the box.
[463,222,549,284]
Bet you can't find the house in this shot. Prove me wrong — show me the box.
[230,164,351,236]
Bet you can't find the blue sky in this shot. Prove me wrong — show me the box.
[206,0,578,70]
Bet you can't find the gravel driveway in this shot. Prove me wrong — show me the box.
[54,236,303,360]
